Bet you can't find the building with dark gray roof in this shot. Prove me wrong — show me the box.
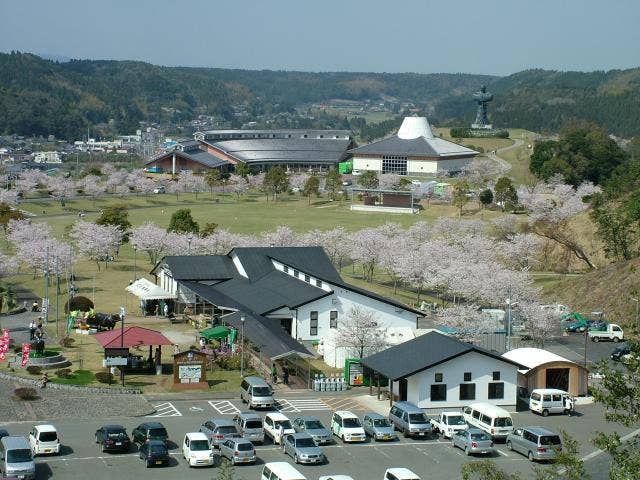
[151,247,422,363]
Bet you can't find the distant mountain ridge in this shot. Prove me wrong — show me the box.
[1,52,639,139]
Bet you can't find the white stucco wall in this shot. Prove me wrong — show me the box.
[393,351,518,411]
[407,159,438,174]
[353,156,382,173]
[291,283,418,342]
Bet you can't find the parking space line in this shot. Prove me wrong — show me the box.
[208,400,241,415]
[498,449,509,457]
[147,401,182,417]
[275,399,299,413]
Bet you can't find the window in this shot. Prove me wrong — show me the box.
[492,371,501,381]
[552,394,562,402]
[430,384,447,401]
[459,383,476,401]
[472,410,481,420]
[315,279,322,288]
[382,155,408,175]
[310,311,318,336]
[294,269,299,278]
[464,372,472,382]
[488,382,504,399]
[304,274,310,283]
[330,311,338,329]
[283,266,289,274]
[435,373,443,383]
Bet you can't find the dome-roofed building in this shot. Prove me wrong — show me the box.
[348,116,477,176]
[501,347,589,397]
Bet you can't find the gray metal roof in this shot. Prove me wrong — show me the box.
[145,149,230,169]
[349,136,477,158]
[361,332,524,380]
[154,255,234,281]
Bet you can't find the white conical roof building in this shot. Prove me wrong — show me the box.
[397,116,435,140]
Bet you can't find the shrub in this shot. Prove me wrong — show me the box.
[14,387,39,401]
[26,365,42,375]
[216,353,242,371]
[55,368,72,379]
[95,371,113,384]
[64,296,94,313]
[59,336,75,348]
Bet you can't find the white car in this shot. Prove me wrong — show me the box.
[29,424,60,455]
[384,468,421,480]
[153,186,166,194]
[263,413,295,445]
[182,432,216,467]
[330,411,366,443]
[320,476,355,480]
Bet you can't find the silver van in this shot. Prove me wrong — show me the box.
[388,401,432,438]
[0,436,36,479]
[506,426,562,462]
[240,376,274,409]
[232,411,265,443]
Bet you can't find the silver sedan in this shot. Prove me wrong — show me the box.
[282,433,325,464]
[451,428,495,456]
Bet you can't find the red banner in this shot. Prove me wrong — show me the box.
[21,343,31,367]
[0,330,8,361]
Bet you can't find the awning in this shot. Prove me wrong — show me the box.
[94,326,174,348]
[126,278,175,300]
[200,326,231,341]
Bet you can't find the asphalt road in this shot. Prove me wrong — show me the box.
[2,395,633,480]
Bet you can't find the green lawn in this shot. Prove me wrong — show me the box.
[51,369,95,385]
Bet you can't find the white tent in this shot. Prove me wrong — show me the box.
[126,278,175,300]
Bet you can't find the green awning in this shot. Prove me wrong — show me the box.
[200,326,231,341]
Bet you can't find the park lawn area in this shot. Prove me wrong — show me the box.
[51,369,95,385]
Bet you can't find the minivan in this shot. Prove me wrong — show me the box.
[506,426,562,462]
[240,376,274,409]
[462,403,514,439]
[388,401,432,438]
[261,461,307,480]
[182,432,216,467]
[529,389,572,416]
[0,436,36,479]
[232,411,264,443]
[330,411,366,443]
[28,424,60,455]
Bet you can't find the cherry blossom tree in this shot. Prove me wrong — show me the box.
[46,176,77,206]
[69,220,122,271]
[516,301,557,348]
[260,225,300,247]
[434,304,498,344]
[0,189,18,205]
[306,227,350,270]
[229,174,248,201]
[336,306,387,359]
[0,252,19,278]
[349,228,387,282]
[289,173,309,195]
[130,222,172,264]
[104,169,129,194]
[15,169,46,195]
[197,228,243,255]
[79,175,104,206]
[498,233,542,269]
[178,172,206,199]
[378,173,401,190]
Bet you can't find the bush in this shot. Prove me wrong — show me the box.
[95,371,113,384]
[216,353,242,371]
[59,336,75,348]
[56,368,72,379]
[64,296,94,313]
[14,387,39,401]
[26,365,42,375]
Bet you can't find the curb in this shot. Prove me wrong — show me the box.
[0,371,142,395]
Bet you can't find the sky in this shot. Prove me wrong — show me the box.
[1,0,639,76]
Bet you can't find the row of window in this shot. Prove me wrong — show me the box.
[283,266,323,288]
[430,382,505,401]
[434,371,501,382]
[309,311,338,335]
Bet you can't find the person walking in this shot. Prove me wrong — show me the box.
[283,367,289,386]
[271,363,278,384]
[163,303,169,318]
[564,395,574,416]
[29,320,36,341]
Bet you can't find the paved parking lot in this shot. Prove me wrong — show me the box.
[3,395,634,480]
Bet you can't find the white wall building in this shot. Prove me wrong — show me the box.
[32,151,62,163]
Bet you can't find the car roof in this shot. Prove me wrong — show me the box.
[531,388,568,395]
[392,401,423,413]
[522,426,559,436]
[289,432,313,440]
[266,412,290,421]
[146,440,167,447]
[466,403,511,416]
[185,432,208,441]
[319,477,354,480]
[467,428,488,434]
[1,436,30,449]
[141,422,165,429]
[386,468,420,479]
[227,437,253,445]
[264,461,306,479]
[243,376,270,386]
[296,415,321,422]
[334,410,358,418]
[208,418,235,426]
[103,424,126,431]
[363,412,385,419]
[34,424,57,432]
[237,411,261,419]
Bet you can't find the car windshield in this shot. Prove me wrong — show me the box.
[409,413,428,423]
[149,445,167,455]
[305,420,324,429]
[471,432,491,441]
[343,418,361,428]
[296,437,316,448]
[373,418,391,427]
[7,449,32,463]
[39,431,58,442]
[190,440,210,451]
[107,430,127,438]
[447,415,466,426]
[149,428,167,438]
[275,421,292,430]
[237,442,254,451]
[540,435,562,445]
[245,420,262,429]
[494,417,513,427]
[253,386,271,396]
[217,426,237,435]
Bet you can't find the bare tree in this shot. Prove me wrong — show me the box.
[337,307,387,359]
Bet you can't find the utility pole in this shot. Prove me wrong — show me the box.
[44,245,49,325]
[506,286,512,351]
[240,316,245,378]
[55,257,60,338]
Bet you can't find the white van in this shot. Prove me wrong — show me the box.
[462,403,514,439]
[261,461,306,480]
[529,388,572,416]
[182,432,216,467]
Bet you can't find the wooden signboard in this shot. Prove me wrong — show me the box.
[172,349,207,390]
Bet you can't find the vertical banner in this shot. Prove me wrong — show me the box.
[21,343,31,367]
[0,329,9,361]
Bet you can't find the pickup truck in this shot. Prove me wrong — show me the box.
[588,323,623,342]
[429,411,468,439]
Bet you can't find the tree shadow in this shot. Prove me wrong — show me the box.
[207,379,228,388]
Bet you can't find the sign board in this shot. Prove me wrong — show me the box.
[119,306,126,318]
[103,357,128,367]
[179,365,202,383]
[104,347,129,358]
[348,362,364,386]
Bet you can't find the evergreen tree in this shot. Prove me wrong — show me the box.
[167,209,199,234]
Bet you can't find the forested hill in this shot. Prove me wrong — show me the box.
[1,52,640,139]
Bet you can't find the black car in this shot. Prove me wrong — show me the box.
[138,440,169,468]
[95,425,131,453]
[611,344,631,361]
[132,422,168,445]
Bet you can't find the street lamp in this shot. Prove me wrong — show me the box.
[240,315,245,378]
[505,287,518,351]
[133,246,137,281]
[187,234,193,255]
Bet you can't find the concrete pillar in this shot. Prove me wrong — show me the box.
[172,153,176,176]
[389,380,394,407]
[377,374,381,400]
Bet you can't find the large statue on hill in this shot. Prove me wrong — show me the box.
[472,85,493,129]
